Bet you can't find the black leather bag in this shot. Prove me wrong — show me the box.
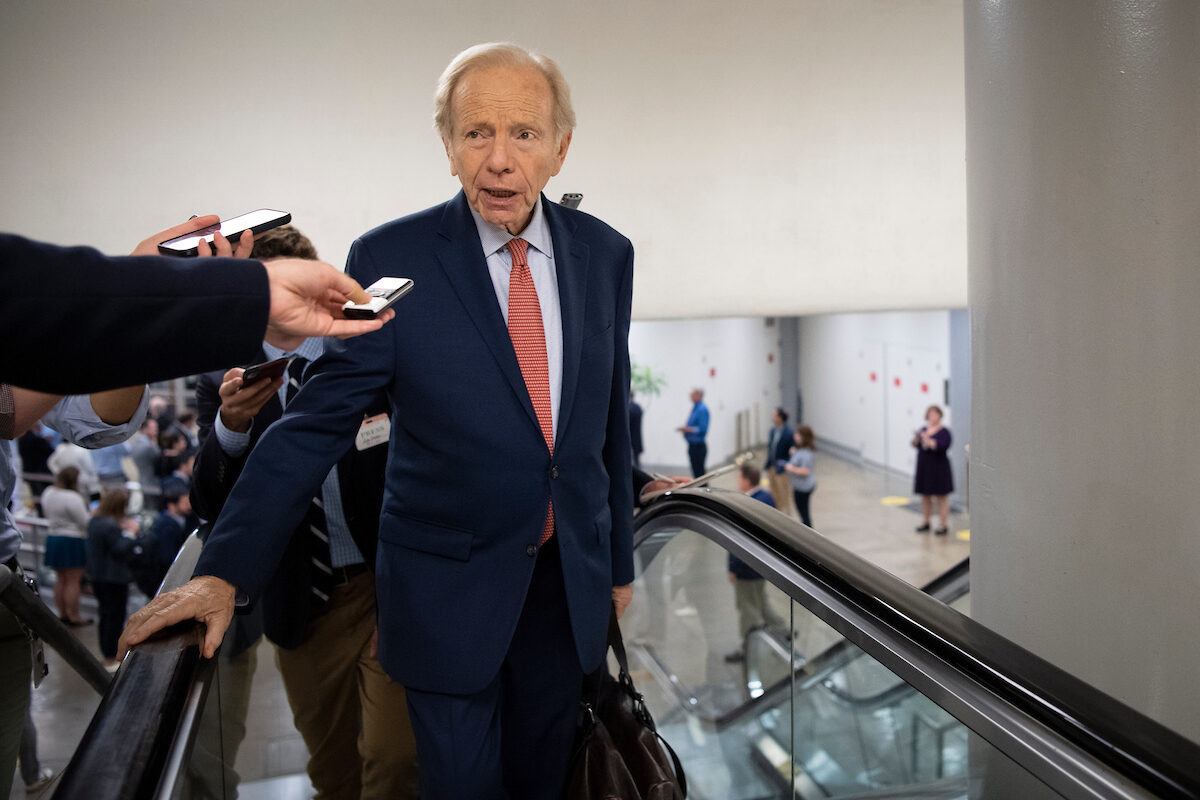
[565,610,687,800]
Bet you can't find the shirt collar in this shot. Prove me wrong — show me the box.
[469,195,554,264]
[262,337,324,364]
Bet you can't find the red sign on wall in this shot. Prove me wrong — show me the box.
[921,383,929,393]
[710,367,716,378]
[894,377,902,388]
[869,372,877,382]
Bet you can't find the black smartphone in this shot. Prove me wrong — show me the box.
[157,209,292,256]
[342,277,415,320]
[241,356,289,386]
[560,193,583,209]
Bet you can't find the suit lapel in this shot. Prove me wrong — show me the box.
[545,198,589,445]
[433,193,541,433]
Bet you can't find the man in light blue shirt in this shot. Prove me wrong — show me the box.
[91,441,131,486]
[678,387,710,477]
[1,383,146,794]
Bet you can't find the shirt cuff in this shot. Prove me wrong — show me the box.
[43,389,149,448]
[214,412,252,457]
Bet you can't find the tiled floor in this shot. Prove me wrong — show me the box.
[10,449,969,798]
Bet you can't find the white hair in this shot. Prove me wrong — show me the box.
[434,42,576,142]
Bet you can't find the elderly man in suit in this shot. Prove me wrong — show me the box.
[122,42,635,800]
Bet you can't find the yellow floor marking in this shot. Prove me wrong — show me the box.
[957,529,970,541]
[880,496,910,506]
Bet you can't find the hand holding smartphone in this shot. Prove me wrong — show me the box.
[158,209,291,256]
[343,277,414,320]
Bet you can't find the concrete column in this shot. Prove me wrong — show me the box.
[966,0,1200,743]
[948,309,971,511]
[778,316,800,423]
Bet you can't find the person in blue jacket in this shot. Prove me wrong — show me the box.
[677,387,710,477]
[725,464,787,663]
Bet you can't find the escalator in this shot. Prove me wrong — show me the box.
[43,487,1200,799]
[622,489,1199,800]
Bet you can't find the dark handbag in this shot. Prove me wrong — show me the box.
[565,609,687,800]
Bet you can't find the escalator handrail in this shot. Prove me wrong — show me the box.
[0,564,112,695]
[52,532,213,800]
[636,488,1200,799]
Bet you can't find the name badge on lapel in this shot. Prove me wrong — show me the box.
[355,414,390,451]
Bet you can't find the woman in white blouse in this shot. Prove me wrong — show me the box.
[40,466,91,625]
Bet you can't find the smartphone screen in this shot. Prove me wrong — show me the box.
[343,277,414,319]
[157,209,291,256]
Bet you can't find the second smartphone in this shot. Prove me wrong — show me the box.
[158,209,292,256]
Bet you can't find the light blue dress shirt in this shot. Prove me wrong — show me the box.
[2,392,148,562]
[469,200,564,441]
[91,442,131,478]
[213,338,364,569]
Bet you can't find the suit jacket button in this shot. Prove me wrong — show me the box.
[526,544,538,557]
[551,466,559,479]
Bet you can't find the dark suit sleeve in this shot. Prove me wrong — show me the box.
[190,370,250,524]
[632,468,653,501]
[1,233,269,393]
[193,239,395,602]
[607,242,636,586]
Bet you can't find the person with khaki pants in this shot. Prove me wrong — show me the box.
[764,407,795,514]
[275,571,417,798]
[188,226,418,798]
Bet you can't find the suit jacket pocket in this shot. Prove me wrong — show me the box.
[379,511,474,562]
[580,322,614,362]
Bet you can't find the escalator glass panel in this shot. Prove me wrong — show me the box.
[629,520,1066,800]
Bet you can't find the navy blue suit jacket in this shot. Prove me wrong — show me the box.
[765,424,794,473]
[195,193,635,695]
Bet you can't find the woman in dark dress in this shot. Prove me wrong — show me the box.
[85,489,140,670]
[913,405,953,536]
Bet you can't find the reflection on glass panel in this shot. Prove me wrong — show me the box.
[777,599,1066,800]
[624,527,795,798]
[626,523,1066,800]
[169,621,261,800]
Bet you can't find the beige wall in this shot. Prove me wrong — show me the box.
[0,0,965,319]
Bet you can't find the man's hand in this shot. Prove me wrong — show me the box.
[638,475,690,504]
[217,368,282,433]
[261,259,395,350]
[202,230,254,259]
[613,583,633,619]
[118,576,237,660]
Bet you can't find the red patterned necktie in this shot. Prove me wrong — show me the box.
[505,238,555,545]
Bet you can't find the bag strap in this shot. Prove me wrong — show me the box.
[656,730,689,799]
[607,606,689,798]
[607,603,631,675]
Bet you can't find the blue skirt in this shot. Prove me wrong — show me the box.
[44,535,87,570]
